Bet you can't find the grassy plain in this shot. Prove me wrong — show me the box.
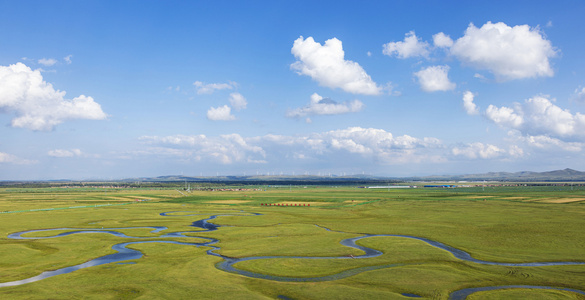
[0,184,584,299]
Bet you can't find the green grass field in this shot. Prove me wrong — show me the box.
[1,185,584,299]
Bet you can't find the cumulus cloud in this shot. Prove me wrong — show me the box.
[207,105,235,121]
[433,32,453,48]
[0,63,107,131]
[451,142,522,159]
[286,93,363,119]
[193,81,237,94]
[64,55,73,65]
[38,58,57,67]
[291,36,382,95]
[485,105,524,129]
[48,149,83,157]
[486,95,585,139]
[462,91,479,115]
[228,92,247,110]
[383,31,430,59]
[414,65,456,92]
[450,22,557,80]
[0,152,36,164]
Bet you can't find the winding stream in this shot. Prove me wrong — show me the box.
[2,211,584,298]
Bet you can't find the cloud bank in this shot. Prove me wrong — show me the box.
[140,127,445,167]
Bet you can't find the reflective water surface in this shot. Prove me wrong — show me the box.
[2,211,584,298]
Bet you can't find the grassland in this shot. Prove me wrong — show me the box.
[0,184,584,299]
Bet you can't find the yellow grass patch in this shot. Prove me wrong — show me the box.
[467,196,496,199]
[206,200,251,204]
[534,198,585,203]
[344,200,366,203]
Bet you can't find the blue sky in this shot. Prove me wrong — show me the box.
[2,1,585,180]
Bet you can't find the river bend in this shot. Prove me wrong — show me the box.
[2,211,584,298]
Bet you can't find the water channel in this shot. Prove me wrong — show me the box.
[2,211,584,299]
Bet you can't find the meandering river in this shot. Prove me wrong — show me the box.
[2,211,584,299]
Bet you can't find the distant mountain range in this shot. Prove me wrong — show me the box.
[134,168,585,183]
[3,169,585,185]
[409,168,585,181]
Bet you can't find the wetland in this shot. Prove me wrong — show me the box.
[1,184,584,299]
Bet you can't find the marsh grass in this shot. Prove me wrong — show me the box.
[1,186,584,299]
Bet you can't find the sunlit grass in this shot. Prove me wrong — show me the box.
[0,186,584,299]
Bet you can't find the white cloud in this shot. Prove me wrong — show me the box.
[522,96,581,136]
[0,63,107,131]
[139,134,265,164]
[291,36,382,95]
[572,86,585,103]
[0,152,36,164]
[473,73,486,80]
[262,127,444,164]
[48,149,83,157]
[140,127,564,167]
[140,127,445,166]
[207,105,235,121]
[193,81,237,94]
[508,145,524,157]
[64,55,73,64]
[485,104,524,129]
[462,91,479,115]
[432,32,453,48]
[514,133,583,152]
[451,142,509,159]
[383,31,430,59]
[486,96,585,139]
[229,92,247,110]
[286,93,363,118]
[414,65,455,92]
[450,22,557,80]
[38,58,57,67]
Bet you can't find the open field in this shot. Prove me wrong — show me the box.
[1,185,585,299]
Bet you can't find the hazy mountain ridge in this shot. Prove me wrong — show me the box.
[3,169,585,185]
[414,168,585,181]
[145,168,585,183]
